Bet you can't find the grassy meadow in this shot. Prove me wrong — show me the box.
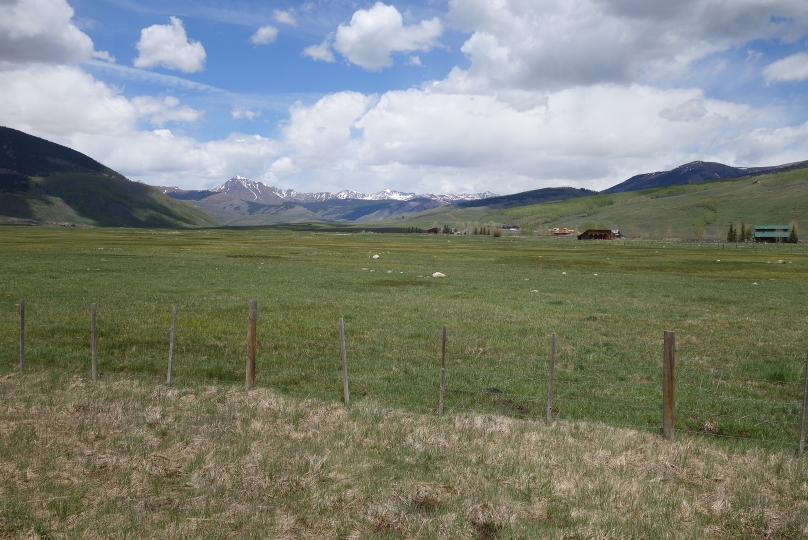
[2,225,808,538]
[1,226,807,443]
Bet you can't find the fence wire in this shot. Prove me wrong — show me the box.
[2,301,807,451]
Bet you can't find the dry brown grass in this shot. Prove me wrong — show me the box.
[1,369,807,539]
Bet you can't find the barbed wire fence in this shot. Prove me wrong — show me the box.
[3,298,808,454]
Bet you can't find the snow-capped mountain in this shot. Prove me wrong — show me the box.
[209,177,499,204]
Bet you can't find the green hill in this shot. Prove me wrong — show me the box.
[0,126,220,228]
[391,166,808,239]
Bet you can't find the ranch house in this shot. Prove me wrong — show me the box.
[753,225,790,243]
[578,229,621,240]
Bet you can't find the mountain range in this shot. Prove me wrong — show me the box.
[3,124,807,228]
[163,177,498,205]
[160,178,500,225]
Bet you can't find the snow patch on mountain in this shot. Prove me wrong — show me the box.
[211,177,499,204]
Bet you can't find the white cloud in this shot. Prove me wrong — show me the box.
[736,120,808,164]
[333,2,443,71]
[78,130,280,188]
[251,25,278,45]
[274,9,297,27]
[659,99,709,122]
[763,51,808,83]
[271,84,779,194]
[0,62,279,189]
[406,55,422,66]
[131,95,203,126]
[92,50,116,63]
[231,107,261,120]
[0,63,136,136]
[303,39,335,63]
[0,0,94,64]
[270,157,299,174]
[134,17,206,73]
[445,0,808,91]
[283,92,376,168]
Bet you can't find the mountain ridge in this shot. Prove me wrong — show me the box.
[601,159,808,194]
[164,176,499,205]
[0,126,220,228]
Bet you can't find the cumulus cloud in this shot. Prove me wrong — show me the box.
[0,63,136,136]
[283,92,376,168]
[251,25,278,45]
[0,0,94,64]
[131,95,203,126]
[273,9,297,26]
[79,130,280,187]
[269,84,779,194]
[134,17,206,73]
[0,62,280,188]
[444,0,808,92]
[659,99,709,122]
[332,2,443,70]
[303,39,336,63]
[231,107,261,120]
[763,52,808,83]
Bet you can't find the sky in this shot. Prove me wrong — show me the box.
[2,0,808,195]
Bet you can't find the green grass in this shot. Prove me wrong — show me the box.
[1,226,807,447]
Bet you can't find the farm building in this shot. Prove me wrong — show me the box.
[578,229,622,240]
[754,225,790,243]
[552,227,574,236]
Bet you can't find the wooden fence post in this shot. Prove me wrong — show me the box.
[547,333,556,425]
[662,331,676,439]
[438,325,446,416]
[246,300,257,390]
[167,306,176,385]
[799,353,808,457]
[339,318,349,406]
[91,303,97,381]
[19,300,25,371]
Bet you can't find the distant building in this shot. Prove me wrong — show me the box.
[426,227,440,234]
[578,229,621,240]
[754,225,789,243]
[552,227,574,236]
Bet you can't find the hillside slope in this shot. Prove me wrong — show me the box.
[390,166,808,239]
[0,126,219,227]
[602,159,808,194]
[502,166,808,239]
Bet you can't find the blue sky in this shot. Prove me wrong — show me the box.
[2,0,808,195]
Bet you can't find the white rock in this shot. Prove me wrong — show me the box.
[372,254,380,259]
[752,282,758,285]
[531,289,539,293]
[432,272,446,278]
[562,272,566,275]
[361,268,368,270]
[387,270,392,273]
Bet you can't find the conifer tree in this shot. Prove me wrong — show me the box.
[727,223,737,242]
